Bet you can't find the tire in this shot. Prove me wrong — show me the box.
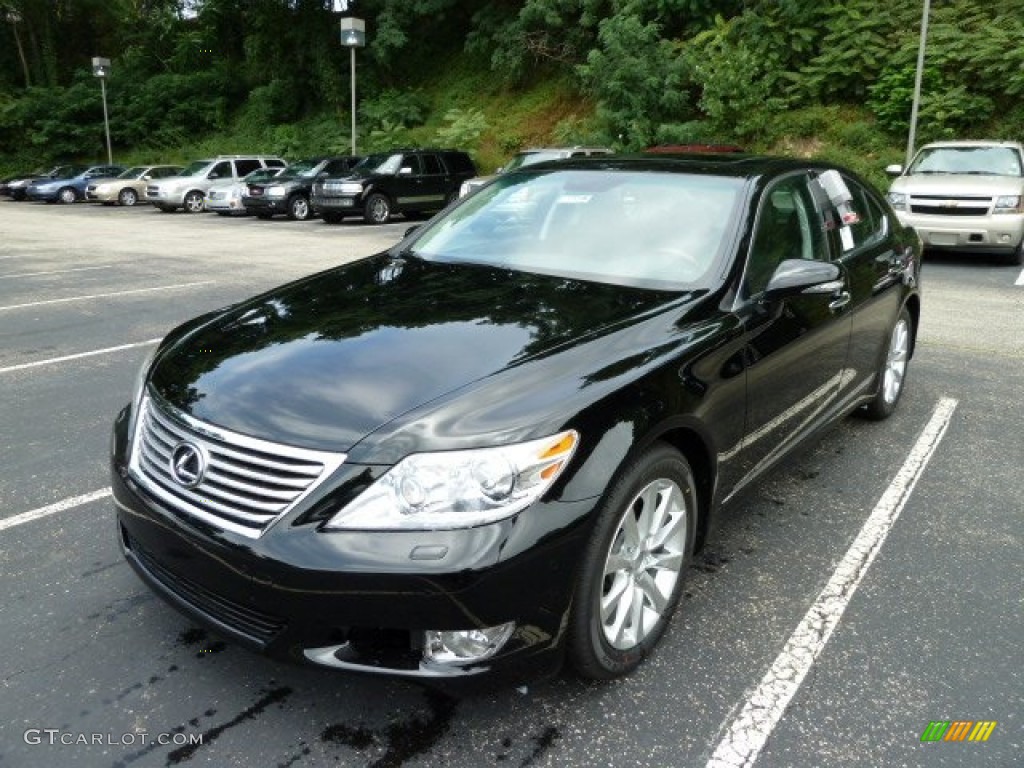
[567,443,697,680]
[118,188,138,207]
[183,190,205,213]
[363,193,391,224]
[58,187,77,204]
[321,212,344,224]
[862,306,912,420]
[1007,241,1024,266]
[288,195,311,221]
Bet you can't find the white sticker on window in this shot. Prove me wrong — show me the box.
[840,226,855,251]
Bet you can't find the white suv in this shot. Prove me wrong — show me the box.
[885,140,1024,264]
[147,155,287,213]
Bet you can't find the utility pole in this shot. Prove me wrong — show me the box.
[906,0,931,168]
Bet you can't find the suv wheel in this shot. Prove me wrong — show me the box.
[288,195,311,221]
[183,190,205,213]
[364,193,391,224]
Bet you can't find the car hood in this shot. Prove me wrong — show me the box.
[891,173,1024,195]
[148,255,691,453]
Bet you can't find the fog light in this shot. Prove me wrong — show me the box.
[423,622,515,665]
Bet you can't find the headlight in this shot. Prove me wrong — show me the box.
[324,430,579,530]
[338,182,365,195]
[127,346,159,451]
[887,192,907,210]
[95,184,111,193]
[994,195,1022,213]
[266,185,286,197]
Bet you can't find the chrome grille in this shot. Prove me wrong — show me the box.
[909,195,992,217]
[129,395,346,538]
[146,185,160,197]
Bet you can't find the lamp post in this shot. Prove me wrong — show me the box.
[339,17,365,156]
[905,0,931,168]
[92,56,113,164]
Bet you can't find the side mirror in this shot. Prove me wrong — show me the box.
[763,259,842,302]
[142,175,152,180]
[884,164,904,177]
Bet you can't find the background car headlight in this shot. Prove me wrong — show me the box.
[266,185,286,197]
[324,430,578,530]
[887,192,907,210]
[993,195,1022,213]
[338,182,365,195]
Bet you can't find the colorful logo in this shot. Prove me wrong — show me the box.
[921,721,997,742]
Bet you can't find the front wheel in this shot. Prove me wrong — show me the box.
[58,187,77,204]
[363,193,391,224]
[288,195,311,221]
[118,188,138,206]
[862,306,912,420]
[567,443,697,680]
[183,190,205,213]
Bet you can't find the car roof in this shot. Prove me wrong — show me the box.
[920,140,1024,149]
[513,153,839,180]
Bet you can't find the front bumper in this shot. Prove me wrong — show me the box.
[311,194,362,214]
[894,211,1024,254]
[110,406,590,688]
[242,196,288,214]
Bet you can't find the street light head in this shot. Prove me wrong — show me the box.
[91,56,111,77]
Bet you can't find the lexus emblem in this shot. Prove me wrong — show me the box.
[170,442,206,488]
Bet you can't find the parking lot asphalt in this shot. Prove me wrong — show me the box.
[1,200,1020,768]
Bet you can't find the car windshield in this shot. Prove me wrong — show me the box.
[409,169,742,291]
[358,153,403,174]
[503,151,568,172]
[51,165,86,179]
[245,168,281,183]
[119,167,147,179]
[908,146,1023,176]
[181,161,211,176]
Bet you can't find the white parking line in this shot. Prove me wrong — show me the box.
[0,265,115,280]
[0,338,160,374]
[0,281,214,312]
[0,488,112,533]
[1015,268,1024,286]
[706,396,959,768]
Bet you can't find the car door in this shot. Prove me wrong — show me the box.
[391,154,429,212]
[825,173,907,410]
[731,172,853,491]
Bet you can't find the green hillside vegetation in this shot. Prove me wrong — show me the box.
[2,0,1023,190]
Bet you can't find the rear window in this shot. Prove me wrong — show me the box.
[442,152,476,175]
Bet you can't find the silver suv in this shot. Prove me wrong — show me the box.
[459,146,614,197]
[147,155,287,213]
[886,140,1024,264]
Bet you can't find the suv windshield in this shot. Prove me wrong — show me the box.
[410,169,741,291]
[908,146,1023,176]
[119,167,147,179]
[504,151,569,172]
[244,168,281,183]
[358,153,403,175]
[280,159,322,178]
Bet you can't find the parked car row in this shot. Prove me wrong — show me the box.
[2,148,483,226]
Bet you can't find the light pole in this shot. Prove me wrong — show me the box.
[92,56,113,164]
[905,0,931,168]
[339,17,365,156]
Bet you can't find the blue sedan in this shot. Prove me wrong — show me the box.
[26,164,125,204]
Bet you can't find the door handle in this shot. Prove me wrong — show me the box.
[829,291,851,312]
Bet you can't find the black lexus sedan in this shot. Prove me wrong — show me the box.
[111,155,921,687]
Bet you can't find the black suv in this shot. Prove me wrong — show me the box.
[311,148,477,224]
[243,155,362,221]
